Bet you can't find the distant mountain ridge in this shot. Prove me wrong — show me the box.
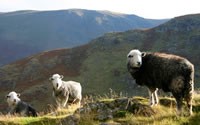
[0,13,199,112]
[0,9,168,66]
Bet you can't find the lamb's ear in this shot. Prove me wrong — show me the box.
[17,93,20,97]
[141,52,146,57]
[60,75,64,79]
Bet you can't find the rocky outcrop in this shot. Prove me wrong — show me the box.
[59,97,156,124]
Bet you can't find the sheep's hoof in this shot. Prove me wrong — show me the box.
[184,113,192,117]
[149,103,155,107]
[57,107,62,110]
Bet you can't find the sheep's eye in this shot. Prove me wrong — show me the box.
[7,96,10,98]
[128,55,133,58]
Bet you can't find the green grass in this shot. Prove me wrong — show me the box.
[0,107,76,125]
[1,94,200,125]
[79,94,200,125]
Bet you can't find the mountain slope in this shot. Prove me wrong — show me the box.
[0,14,199,113]
[0,9,168,66]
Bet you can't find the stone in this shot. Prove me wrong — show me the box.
[127,101,156,117]
[58,115,80,125]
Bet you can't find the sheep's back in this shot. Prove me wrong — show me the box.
[62,81,82,99]
[135,52,193,92]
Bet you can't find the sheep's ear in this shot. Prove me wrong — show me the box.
[127,53,130,58]
[17,93,20,97]
[49,77,53,81]
[141,52,146,57]
[60,75,64,79]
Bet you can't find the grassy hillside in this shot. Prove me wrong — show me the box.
[0,9,168,66]
[0,14,200,113]
[1,93,200,125]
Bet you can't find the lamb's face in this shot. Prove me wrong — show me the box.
[6,91,21,107]
[127,49,146,68]
[49,74,63,90]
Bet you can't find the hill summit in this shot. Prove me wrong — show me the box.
[0,9,168,66]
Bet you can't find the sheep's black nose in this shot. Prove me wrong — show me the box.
[56,83,58,88]
[14,99,16,102]
[137,62,141,65]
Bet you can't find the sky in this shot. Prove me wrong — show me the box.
[0,0,199,19]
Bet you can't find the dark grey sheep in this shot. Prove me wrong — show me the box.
[127,49,194,115]
[6,91,37,117]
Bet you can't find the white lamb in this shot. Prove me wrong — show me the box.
[49,74,82,108]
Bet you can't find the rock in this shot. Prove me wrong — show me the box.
[127,101,156,117]
[96,113,113,121]
[58,115,80,125]
[74,97,156,122]
[114,98,130,110]
[159,98,176,108]
[113,111,126,118]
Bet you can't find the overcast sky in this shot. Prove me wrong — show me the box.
[0,0,199,19]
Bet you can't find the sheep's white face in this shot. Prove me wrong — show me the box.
[6,91,21,106]
[127,49,146,68]
[49,74,63,90]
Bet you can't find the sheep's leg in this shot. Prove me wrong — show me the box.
[62,92,69,108]
[77,98,81,107]
[8,108,13,115]
[77,101,81,107]
[175,96,183,116]
[153,88,159,105]
[185,75,194,116]
[8,108,14,115]
[187,100,193,116]
[149,91,155,106]
[62,100,68,108]
[53,91,62,108]
[72,98,81,107]
[56,100,62,109]
[185,92,193,116]
[72,98,78,104]
[148,88,155,106]
[171,76,185,115]
[21,110,27,116]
